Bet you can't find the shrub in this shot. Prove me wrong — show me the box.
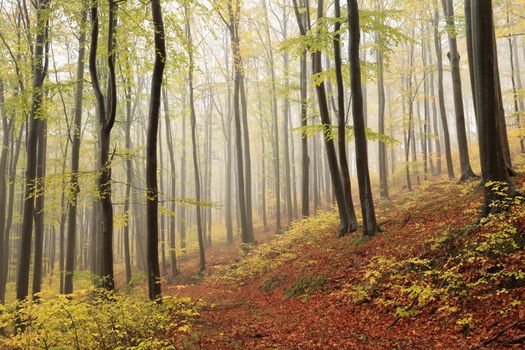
[0,288,201,350]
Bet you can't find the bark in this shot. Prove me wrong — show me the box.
[311,0,349,235]
[291,0,309,218]
[16,0,50,302]
[240,75,254,241]
[348,0,379,235]
[470,0,518,217]
[282,3,293,225]
[179,101,187,252]
[122,61,133,284]
[262,0,281,233]
[227,0,253,244]
[0,79,11,303]
[146,0,165,301]
[32,115,47,295]
[420,35,431,176]
[376,6,389,200]
[433,3,455,179]
[441,0,477,181]
[186,5,206,271]
[334,0,358,229]
[162,86,178,277]
[89,0,118,290]
[64,8,87,294]
[507,24,524,153]
[428,37,442,175]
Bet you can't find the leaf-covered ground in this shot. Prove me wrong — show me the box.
[167,170,525,349]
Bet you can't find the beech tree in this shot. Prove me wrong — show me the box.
[89,0,118,290]
[16,0,51,302]
[470,0,520,217]
[348,0,379,235]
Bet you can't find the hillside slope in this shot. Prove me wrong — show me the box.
[169,172,525,349]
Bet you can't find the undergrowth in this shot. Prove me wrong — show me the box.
[208,211,339,285]
[337,179,525,334]
[0,288,201,349]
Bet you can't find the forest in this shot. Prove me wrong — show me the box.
[0,0,524,348]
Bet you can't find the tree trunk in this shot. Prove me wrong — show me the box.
[186,5,206,271]
[348,0,379,236]
[16,0,50,302]
[433,3,455,179]
[89,0,118,290]
[146,0,165,301]
[281,3,293,226]
[507,26,525,153]
[470,0,518,217]
[376,7,389,200]
[64,8,87,294]
[428,38,442,175]
[441,0,477,181]
[0,79,12,303]
[334,0,358,230]
[162,86,178,277]
[310,0,349,236]
[227,0,253,244]
[291,0,310,218]
[32,114,47,295]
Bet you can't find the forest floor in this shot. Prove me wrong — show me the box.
[165,167,525,349]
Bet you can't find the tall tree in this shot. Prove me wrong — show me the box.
[146,0,166,301]
[32,103,47,295]
[16,0,51,302]
[64,7,87,294]
[0,79,11,303]
[376,1,389,200]
[225,0,254,243]
[470,0,519,217]
[261,0,281,233]
[185,3,206,271]
[309,0,350,236]
[433,2,454,179]
[291,0,310,218]
[163,86,178,277]
[334,0,358,228]
[89,0,118,290]
[348,0,379,235]
[441,0,477,181]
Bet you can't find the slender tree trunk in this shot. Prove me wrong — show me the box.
[421,36,432,176]
[263,3,281,233]
[186,5,206,271]
[334,0,358,230]
[179,100,187,253]
[16,0,50,302]
[441,0,477,181]
[348,0,379,236]
[433,3,455,179]
[428,38,442,175]
[291,0,309,218]
[121,69,133,285]
[163,86,178,277]
[375,6,389,200]
[0,79,11,303]
[64,9,87,294]
[508,34,525,153]
[32,114,47,296]
[146,0,165,301]
[227,0,253,244]
[89,0,118,290]
[310,0,349,235]
[281,5,293,226]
